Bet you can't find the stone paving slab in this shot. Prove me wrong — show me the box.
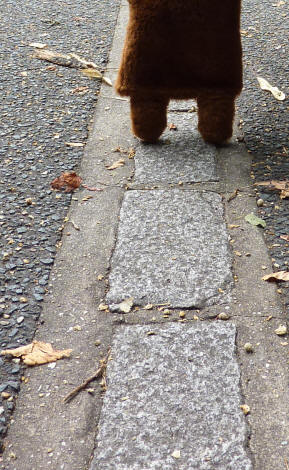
[134,113,218,184]
[90,322,252,470]
[106,189,232,308]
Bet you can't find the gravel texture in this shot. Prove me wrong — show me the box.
[238,0,289,315]
[0,0,120,451]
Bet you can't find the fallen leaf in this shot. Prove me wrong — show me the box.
[228,224,240,229]
[227,189,239,202]
[128,148,135,159]
[280,235,289,242]
[275,325,287,336]
[71,86,89,94]
[117,297,134,313]
[169,123,178,131]
[82,68,102,79]
[69,52,98,69]
[257,76,286,101]
[1,340,72,366]
[32,49,73,67]
[254,180,289,199]
[245,213,266,228]
[262,271,289,282]
[65,142,85,147]
[102,76,113,87]
[106,159,125,170]
[51,172,82,192]
[29,42,47,49]
[81,195,93,203]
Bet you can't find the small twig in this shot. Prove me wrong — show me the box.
[63,348,111,404]
[227,189,239,202]
[82,184,103,192]
[70,220,80,231]
[285,458,289,470]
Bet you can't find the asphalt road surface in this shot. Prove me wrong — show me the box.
[0,0,120,450]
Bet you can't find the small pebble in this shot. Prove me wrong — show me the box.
[240,404,250,415]
[275,325,287,336]
[256,198,264,207]
[217,312,230,320]
[244,343,254,353]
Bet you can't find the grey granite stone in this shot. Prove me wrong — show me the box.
[91,322,252,470]
[134,113,218,184]
[106,190,232,308]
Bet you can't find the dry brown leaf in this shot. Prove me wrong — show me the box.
[262,271,289,282]
[128,148,135,159]
[32,49,73,67]
[106,159,125,170]
[169,123,178,131]
[1,340,72,366]
[254,180,289,199]
[280,235,289,242]
[51,171,82,192]
[71,86,89,94]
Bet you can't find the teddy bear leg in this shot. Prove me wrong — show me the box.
[197,93,236,145]
[130,95,169,143]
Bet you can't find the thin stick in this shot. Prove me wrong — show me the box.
[285,458,289,470]
[63,349,110,404]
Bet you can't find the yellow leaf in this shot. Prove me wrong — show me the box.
[82,68,102,79]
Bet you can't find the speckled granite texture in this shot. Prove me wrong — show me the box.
[91,322,252,470]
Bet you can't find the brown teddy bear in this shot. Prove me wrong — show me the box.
[115,0,242,145]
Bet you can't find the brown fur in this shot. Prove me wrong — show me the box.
[115,0,242,144]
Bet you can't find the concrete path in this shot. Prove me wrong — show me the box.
[1,2,289,470]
